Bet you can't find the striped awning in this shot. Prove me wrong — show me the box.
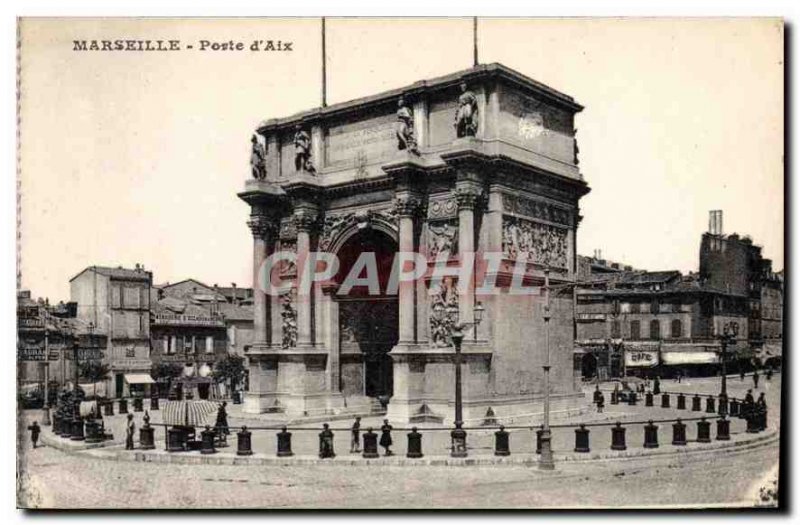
[162,400,219,427]
[124,374,155,385]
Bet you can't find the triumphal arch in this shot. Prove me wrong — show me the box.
[239,63,590,423]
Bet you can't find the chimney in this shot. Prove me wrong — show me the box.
[213,284,219,314]
[709,210,723,235]
[231,282,238,305]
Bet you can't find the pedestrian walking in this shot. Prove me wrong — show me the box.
[596,391,605,413]
[740,369,746,382]
[350,416,362,453]
[125,413,135,450]
[319,423,335,458]
[753,371,760,389]
[766,368,773,382]
[592,385,601,404]
[757,392,768,430]
[27,421,41,449]
[742,388,755,420]
[653,376,661,395]
[380,419,393,456]
[215,401,230,436]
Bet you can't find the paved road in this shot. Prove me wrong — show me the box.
[17,373,780,509]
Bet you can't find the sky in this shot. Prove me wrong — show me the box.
[18,17,784,301]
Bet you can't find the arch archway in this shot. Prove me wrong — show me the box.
[334,228,399,400]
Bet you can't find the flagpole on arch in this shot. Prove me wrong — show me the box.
[473,16,478,67]
[321,17,327,107]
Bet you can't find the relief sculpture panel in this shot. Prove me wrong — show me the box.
[502,216,569,269]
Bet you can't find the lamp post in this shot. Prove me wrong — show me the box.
[539,269,555,470]
[445,301,485,457]
[718,321,738,414]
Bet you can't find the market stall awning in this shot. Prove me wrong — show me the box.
[162,400,219,426]
[762,343,783,358]
[124,374,155,385]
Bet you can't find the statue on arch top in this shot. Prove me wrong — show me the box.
[396,96,419,155]
[250,133,267,181]
[454,82,479,138]
[293,124,316,175]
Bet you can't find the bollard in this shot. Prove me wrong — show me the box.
[70,417,85,441]
[671,419,687,446]
[676,393,686,410]
[610,390,619,405]
[139,424,155,450]
[494,425,511,456]
[318,424,335,459]
[535,426,543,454]
[729,398,740,417]
[104,401,114,416]
[200,426,217,454]
[574,424,590,453]
[705,396,716,414]
[150,396,160,411]
[166,427,184,452]
[236,426,253,456]
[643,420,659,448]
[746,412,760,433]
[716,417,730,441]
[611,422,627,451]
[761,409,768,431]
[406,427,423,459]
[276,426,293,457]
[661,393,670,409]
[133,397,144,412]
[118,398,128,414]
[645,392,654,407]
[628,392,638,406]
[362,428,379,459]
[450,423,468,458]
[52,413,61,435]
[696,417,711,443]
[691,394,702,411]
[85,419,102,444]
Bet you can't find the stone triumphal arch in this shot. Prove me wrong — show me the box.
[239,63,590,422]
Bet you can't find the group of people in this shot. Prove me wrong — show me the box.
[741,388,769,430]
[349,416,395,456]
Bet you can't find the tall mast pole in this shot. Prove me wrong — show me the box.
[321,17,327,107]
[473,17,479,67]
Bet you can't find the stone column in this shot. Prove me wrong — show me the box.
[396,195,421,345]
[455,187,481,326]
[293,210,317,348]
[247,211,277,345]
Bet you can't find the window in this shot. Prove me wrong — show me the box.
[650,299,659,314]
[671,319,682,339]
[649,320,661,340]
[162,336,169,354]
[111,286,122,308]
[228,325,237,347]
[205,336,214,354]
[630,320,641,339]
[630,302,641,314]
[671,302,682,313]
[611,320,621,338]
[169,335,177,354]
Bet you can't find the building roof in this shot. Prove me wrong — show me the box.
[69,265,152,282]
[217,302,253,322]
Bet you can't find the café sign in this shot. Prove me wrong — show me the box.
[625,349,659,368]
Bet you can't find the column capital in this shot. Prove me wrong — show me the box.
[454,187,484,211]
[247,212,279,240]
[292,209,320,233]
[394,195,423,218]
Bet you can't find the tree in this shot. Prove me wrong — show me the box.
[212,355,246,391]
[151,362,183,397]
[78,361,111,399]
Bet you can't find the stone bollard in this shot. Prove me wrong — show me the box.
[52,413,61,435]
[70,417,85,441]
[150,397,160,411]
[696,417,711,443]
[671,419,687,446]
[717,395,728,416]
[166,427,184,452]
[705,396,716,414]
[574,424,590,453]
[746,412,760,434]
[535,425,543,454]
[729,398,740,417]
[661,393,670,409]
[236,426,252,456]
[133,397,144,412]
[139,423,155,450]
[645,392,654,407]
[406,427,423,459]
[494,425,511,456]
[104,401,114,417]
[85,419,102,444]
[118,398,128,414]
[276,426,293,457]
[677,393,686,410]
[761,409,768,431]
[611,422,627,451]
[362,428,379,459]
[691,394,702,411]
[643,420,659,448]
[450,423,468,458]
[628,392,638,406]
[318,424,335,459]
[716,417,730,441]
[200,426,217,454]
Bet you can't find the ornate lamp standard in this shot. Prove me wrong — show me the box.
[444,301,485,458]
[717,321,738,415]
[538,269,556,470]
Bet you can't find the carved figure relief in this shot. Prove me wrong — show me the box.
[429,277,458,347]
[454,82,479,138]
[293,124,315,174]
[502,194,571,226]
[427,195,458,220]
[250,133,267,180]
[318,208,398,252]
[279,240,297,276]
[502,216,569,269]
[427,221,458,260]
[280,291,297,349]
[396,96,419,154]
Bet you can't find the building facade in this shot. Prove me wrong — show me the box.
[239,63,590,422]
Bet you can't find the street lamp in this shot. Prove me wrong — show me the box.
[539,269,556,470]
[717,321,739,415]
[445,301,485,458]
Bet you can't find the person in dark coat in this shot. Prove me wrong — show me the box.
[28,421,41,449]
[653,376,661,395]
[740,369,746,382]
[593,385,601,404]
[215,402,230,436]
[319,423,335,458]
[742,389,755,421]
[596,391,605,413]
[380,419,393,456]
[350,416,362,453]
[766,368,773,382]
[753,371,760,389]
[756,393,768,430]
[125,414,135,450]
